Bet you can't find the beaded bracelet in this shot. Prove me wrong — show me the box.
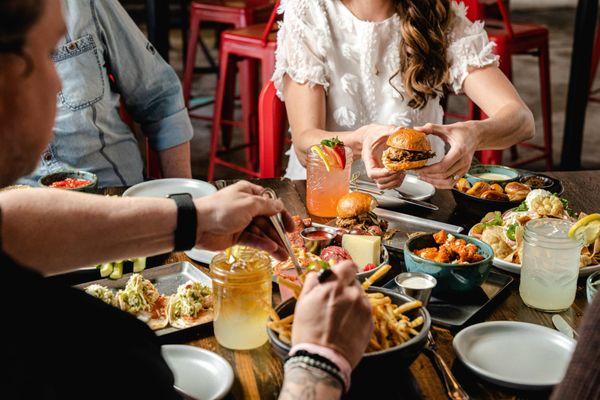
[285,351,347,392]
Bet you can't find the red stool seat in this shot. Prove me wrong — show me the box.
[207,4,281,180]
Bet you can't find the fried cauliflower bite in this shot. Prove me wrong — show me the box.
[434,246,452,263]
[530,195,564,217]
[458,243,484,263]
[433,230,448,245]
[415,247,439,261]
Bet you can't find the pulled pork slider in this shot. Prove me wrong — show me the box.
[335,192,388,234]
[382,128,435,171]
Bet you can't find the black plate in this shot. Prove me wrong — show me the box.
[452,171,563,217]
[268,287,431,372]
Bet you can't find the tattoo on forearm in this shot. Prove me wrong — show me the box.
[279,363,343,400]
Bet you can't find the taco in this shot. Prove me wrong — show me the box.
[84,284,116,306]
[116,274,169,330]
[168,281,213,329]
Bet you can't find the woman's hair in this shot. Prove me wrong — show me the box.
[0,0,42,56]
[392,0,452,109]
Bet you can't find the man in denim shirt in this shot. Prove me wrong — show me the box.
[19,0,193,187]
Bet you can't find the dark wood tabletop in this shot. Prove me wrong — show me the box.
[105,170,598,399]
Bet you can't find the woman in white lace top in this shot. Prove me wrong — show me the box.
[273,0,534,188]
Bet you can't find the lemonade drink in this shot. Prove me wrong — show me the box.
[210,246,272,350]
[519,219,582,312]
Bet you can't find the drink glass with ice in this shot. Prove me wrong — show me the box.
[520,219,582,312]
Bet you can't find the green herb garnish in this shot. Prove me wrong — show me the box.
[307,260,330,271]
[320,137,343,148]
[515,202,528,212]
[559,197,575,217]
[506,223,518,241]
[483,212,503,228]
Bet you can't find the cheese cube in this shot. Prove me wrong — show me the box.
[341,235,381,269]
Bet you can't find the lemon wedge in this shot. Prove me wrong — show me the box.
[569,213,600,246]
[310,145,331,172]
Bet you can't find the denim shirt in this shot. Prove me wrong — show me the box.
[19,0,193,188]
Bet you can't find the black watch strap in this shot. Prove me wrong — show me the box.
[168,193,197,251]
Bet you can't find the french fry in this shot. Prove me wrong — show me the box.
[393,300,422,316]
[277,277,302,298]
[361,264,392,289]
[269,307,281,322]
[268,290,424,353]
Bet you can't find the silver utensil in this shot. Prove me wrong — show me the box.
[261,188,304,277]
[393,188,439,211]
[552,315,579,340]
[352,179,439,211]
[424,332,470,400]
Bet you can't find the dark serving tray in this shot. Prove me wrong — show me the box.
[452,170,563,217]
[382,270,514,330]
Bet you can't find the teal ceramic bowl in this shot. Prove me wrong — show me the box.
[465,164,520,185]
[403,233,494,294]
[39,171,98,193]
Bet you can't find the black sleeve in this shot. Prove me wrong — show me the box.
[0,253,180,400]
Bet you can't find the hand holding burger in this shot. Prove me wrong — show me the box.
[381,128,435,171]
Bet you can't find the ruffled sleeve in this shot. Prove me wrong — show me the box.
[272,0,331,100]
[446,1,499,94]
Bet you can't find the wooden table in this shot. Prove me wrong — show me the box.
[104,171,598,399]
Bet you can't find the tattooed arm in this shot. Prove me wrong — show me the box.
[279,364,342,400]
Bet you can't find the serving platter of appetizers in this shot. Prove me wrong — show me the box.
[75,261,214,338]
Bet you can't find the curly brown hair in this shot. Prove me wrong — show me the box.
[0,0,42,55]
[391,0,452,109]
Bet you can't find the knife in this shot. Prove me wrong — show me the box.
[552,315,578,339]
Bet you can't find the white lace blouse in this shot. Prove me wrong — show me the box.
[273,0,499,179]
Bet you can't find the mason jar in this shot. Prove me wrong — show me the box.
[306,146,352,217]
[210,246,272,350]
[519,218,582,312]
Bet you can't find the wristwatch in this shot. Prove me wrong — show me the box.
[168,193,197,251]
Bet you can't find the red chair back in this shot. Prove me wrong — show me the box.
[460,0,514,37]
[260,0,280,45]
[258,81,286,178]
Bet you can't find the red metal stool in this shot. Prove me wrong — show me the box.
[207,3,280,180]
[182,0,273,107]
[449,0,553,169]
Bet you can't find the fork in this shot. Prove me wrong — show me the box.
[424,332,470,400]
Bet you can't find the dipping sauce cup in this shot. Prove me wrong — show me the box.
[394,272,437,307]
[300,226,338,254]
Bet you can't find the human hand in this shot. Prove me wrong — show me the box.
[194,181,294,260]
[414,122,479,189]
[292,261,373,369]
[356,124,406,190]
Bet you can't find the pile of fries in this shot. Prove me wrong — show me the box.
[268,264,425,352]
[366,294,423,352]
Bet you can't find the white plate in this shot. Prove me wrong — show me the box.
[123,178,217,198]
[453,321,575,390]
[375,175,436,207]
[162,345,234,400]
[185,248,218,265]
